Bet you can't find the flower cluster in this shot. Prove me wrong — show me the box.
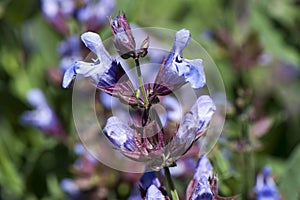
[62,12,215,170]
[128,155,237,199]
[41,0,115,34]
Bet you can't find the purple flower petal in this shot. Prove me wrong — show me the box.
[172,28,191,55]
[62,32,125,89]
[145,185,165,200]
[191,177,213,200]
[140,172,161,190]
[81,32,112,63]
[193,154,213,181]
[162,29,206,90]
[62,63,77,88]
[103,116,136,151]
[176,59,206,89]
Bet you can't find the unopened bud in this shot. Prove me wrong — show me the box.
[110,12,136,59]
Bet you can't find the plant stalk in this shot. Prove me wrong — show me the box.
[134,57,149,108]
[164,166,179,200]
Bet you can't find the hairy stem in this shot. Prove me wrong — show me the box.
[164,166,179,200]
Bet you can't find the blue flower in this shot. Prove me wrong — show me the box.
[102,116,136,151]
[187,155,214,200]
[193,154,213,181]
[62,32,137,105]
[100,95,215,169]
[175,95,216,144]
[254,166,280,200]
[163,29,206,90]
[62,31,116,88]
[145,185,165,200]
[20,89,63,137]
[190,177,213,200]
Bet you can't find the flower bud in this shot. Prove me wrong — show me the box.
[110,12,136,59]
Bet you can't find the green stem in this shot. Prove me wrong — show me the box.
[164,166,179,200]
[242,120,255,199]
[135,58,149,108]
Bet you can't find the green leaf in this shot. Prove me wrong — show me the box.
[250,3,300,65]
[0,120,25,197]
[44,175,65,200]
[279,144,300,199]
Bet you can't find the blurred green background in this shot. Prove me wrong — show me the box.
[0,0,300,199]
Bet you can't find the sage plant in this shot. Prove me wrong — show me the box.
[62,12,218,199]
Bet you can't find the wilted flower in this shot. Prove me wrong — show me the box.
[20,89,65,140]
[155,29,206,95]
[110,12,136,58]
[254,166,280,200]
[102,95,216,170]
